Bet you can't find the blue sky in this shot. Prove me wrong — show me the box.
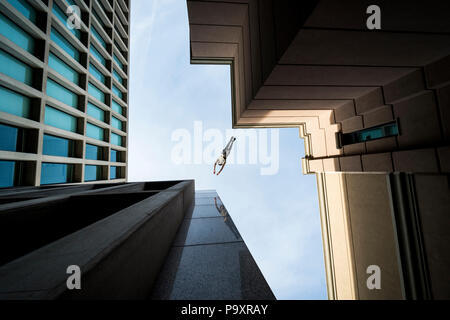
[128,0,327,300]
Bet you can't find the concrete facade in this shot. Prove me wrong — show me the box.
[0,180,193,299]
[0,182,274,300]
[186,0,450,299]
[0,0,130,187]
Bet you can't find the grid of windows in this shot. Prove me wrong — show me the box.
[0,0,129,187]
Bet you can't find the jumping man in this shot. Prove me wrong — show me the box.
[213,136,236,175]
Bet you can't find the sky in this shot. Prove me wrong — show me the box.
[128,0,327,300]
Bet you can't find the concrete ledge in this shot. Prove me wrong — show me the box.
[0,181,195,299]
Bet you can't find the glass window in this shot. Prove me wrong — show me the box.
[110,149,119,162]
[46,78,78,108]
[0,12,34,53]
[48,53,79,85]
[112,69,124,85]
[111,116,123,131]
[85,165,102,181]
[111,99,123,115]
[113,53,124,70]
[51,27,80,62]
[0,161,15,188]
[86,122,105,141]
[91,26,106,49]
[0,85,31,118]
[112,84,123,100]
[0,124,19,152]
[85,143,103,160]
[44,105,78,133]
[7,0,37,23]
[341,122,399,146]
[52,3,81,39]
[98,0,109,15]
[88,82,106,104]
[87,102,105,122]
[110,166,117,179]
[90,44,106,67]
[110,132,122,146]
[89,63,106,84]
[43,134,75,157]
[41,162,74,185]
[65,0,77,8]
[92,9,104,28]
[0,49,33,85]
[114,40,122,51]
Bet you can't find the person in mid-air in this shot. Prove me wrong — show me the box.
[213,136,236,175]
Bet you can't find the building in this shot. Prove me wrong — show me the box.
[186,0,450,299]
[0,181,274,300]
[151,189,275,300]
[0,0,130,187]
[0,0,275,301]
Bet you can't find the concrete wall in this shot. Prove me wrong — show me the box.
[318,172,450,299]
[0,180,194,299]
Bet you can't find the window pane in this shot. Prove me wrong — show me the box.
[88,82,106,103]
[92,9,104,28]
[52,3,81,39]
[111,116,123,131]
[0,49,33,85]
[90,44,105,66]
[112,84,123,100]
[85,165,102,181]
[87,102,105,122]
[110,132,122,146]
[46,78,79,108]
[7,0,37,23]
[0,124,19,152]
[112,69,123,85]
[110,149,118,162]
[113,53,124,70]
[0,12,34,53]
[44,105,78,132]
[0,161,15,188]
[85,143,103,160]
[341,122,399,146]
[89,63,106,84]
[0,85,31,118]
[110,166,117,179]
[65,0,78,10]
[91,26,106,49]
[48,53,79,85]
[51,27,80,62]
[111,99,123,115]
[86,122,105,141]
[43,134,75,157]
[41,163,74,185]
